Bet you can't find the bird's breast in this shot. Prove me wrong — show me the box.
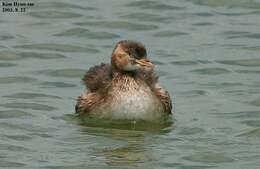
[99,76,164,120]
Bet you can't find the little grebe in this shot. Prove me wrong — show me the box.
[75,40,172,120]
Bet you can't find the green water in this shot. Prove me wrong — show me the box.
[1,0,260,168]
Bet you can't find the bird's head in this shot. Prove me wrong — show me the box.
[111,40,154,72]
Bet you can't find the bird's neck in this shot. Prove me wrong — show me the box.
[111,68,137,79]
[110,70,141,90]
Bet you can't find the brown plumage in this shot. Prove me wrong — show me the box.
[82,63,111,93]
[76,40,172,120]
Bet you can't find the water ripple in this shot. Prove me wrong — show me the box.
[40,81,77,88]
[183,152,234,163]
[0,110,32,119]
[155,50,178,58]
[171,60,199,66]
[0,51,21,60]
[226,33,260,39]
[0,160,25,168]
[251,97,260,107]
[19,52,67,59]
[126,1,184,10]
[0,63,17,67]
[3,92,62,99]
[243,46,260,51]
[180,90,208,97]
[160,162,217,169]
[0,51,63,61]
[120,12,175,23]
[153,31,188,38]
[192,22,215,26]
[5,134,32,141]
[37,69,85,78]
[217,58,260,67]
[0,102,57,111]
[54,28,120,39]
[214,111,260,119]
[0,35,14,41]
[0,143,32,152]
[36,2,96,10]
[0,122,56,133]
[0,76,37,84]
[29,11,82,19]
[200,82,244,88]
[241,120,260,127]
[178,127,205,135]
[189,0,260,9]
[237,128,260,137]
[75,21,159,31]
[236,70,260,74]
[193,12,215,17]
[191,68,231,75]
[15,44,99,53]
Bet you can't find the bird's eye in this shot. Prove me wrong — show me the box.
[118,54,124,58]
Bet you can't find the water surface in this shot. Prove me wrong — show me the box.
[1,0,260,168]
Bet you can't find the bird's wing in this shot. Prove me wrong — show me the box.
[82,63,112,92]
[137,69,159,88]
[75,93,102,114]
[154,85,172,114]
[137,69,172,114]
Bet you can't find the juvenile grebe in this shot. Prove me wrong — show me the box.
[75,40,172,120]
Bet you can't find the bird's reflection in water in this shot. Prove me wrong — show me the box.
[76,117,174,168]
[99,144,153,167]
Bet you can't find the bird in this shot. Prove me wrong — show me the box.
[75,40,172,121]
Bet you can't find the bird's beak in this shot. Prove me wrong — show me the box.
[135,59,154,68]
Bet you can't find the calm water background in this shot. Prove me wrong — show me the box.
[1,0,260,168]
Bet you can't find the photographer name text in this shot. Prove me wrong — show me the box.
[2,1,34,13]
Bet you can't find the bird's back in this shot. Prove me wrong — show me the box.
[82,63,112,93]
